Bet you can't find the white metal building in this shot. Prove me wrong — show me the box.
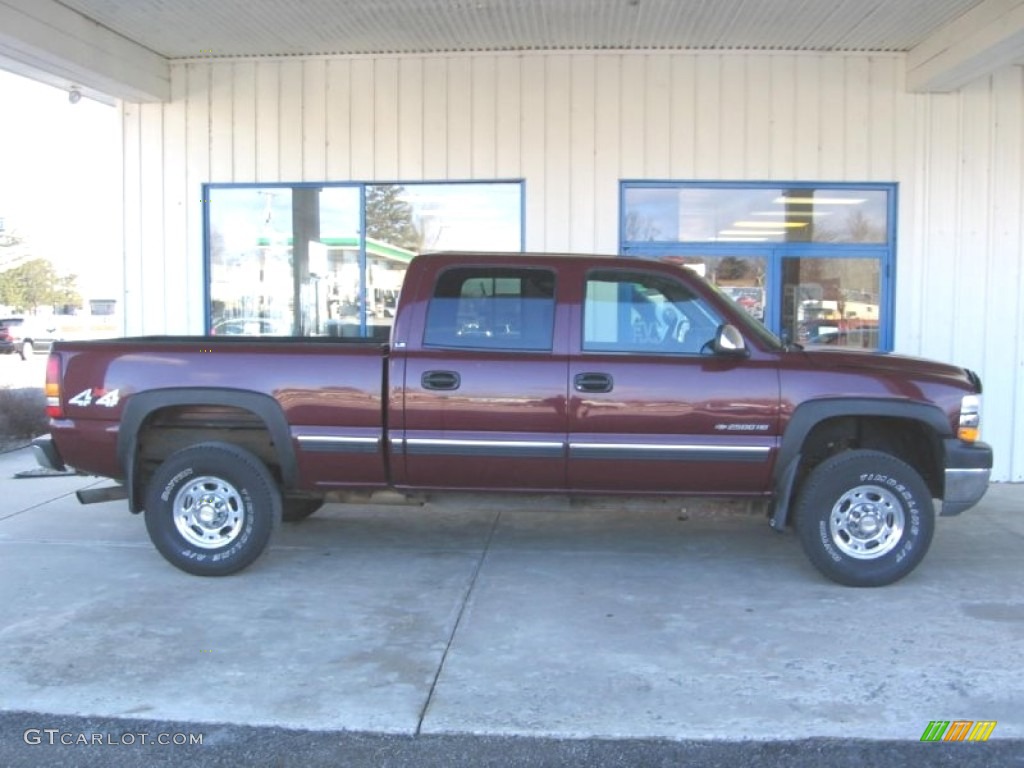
[1,0,1022,480]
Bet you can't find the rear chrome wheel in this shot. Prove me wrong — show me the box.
[144,442,281,576]
[172,475,247,549]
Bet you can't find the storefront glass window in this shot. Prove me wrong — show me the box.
[206,182,523,338]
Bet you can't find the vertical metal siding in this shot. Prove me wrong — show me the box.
[121,50,1024,480]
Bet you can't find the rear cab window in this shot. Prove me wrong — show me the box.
[424,267,556,351]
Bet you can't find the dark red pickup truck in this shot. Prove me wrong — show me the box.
[34,252,992,586]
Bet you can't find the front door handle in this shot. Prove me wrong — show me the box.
[574,372,613,393]
[422,370,461,391]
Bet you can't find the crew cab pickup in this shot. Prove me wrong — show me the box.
[33,253,993,586]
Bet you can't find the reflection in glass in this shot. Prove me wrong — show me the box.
[208,182,523,338]
[624,186,889,244]
[781,257,881,350]
[652,254,767,325]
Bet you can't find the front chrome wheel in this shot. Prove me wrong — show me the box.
[828,484,905,560]
[795,449,934,587]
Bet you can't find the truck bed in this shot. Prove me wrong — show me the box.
[49,335,391,490]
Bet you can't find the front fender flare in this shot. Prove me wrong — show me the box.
[769,398,951,530]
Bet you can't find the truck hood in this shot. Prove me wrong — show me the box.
[798,347,980,391]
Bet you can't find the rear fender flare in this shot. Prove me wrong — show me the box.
[117,389,296,513]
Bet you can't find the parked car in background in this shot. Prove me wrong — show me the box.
[0,323,15,355]
[0,317,61,359]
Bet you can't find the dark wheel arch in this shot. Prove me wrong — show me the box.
[118,388,297,513]
[770,398,951,530]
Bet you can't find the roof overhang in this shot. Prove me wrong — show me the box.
[0,0,169,104]
[0,0,1021,103]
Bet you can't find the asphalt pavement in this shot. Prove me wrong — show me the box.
[0,355,1022,765]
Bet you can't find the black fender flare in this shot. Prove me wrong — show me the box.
[769,398,952,530]
[117,388,297,513]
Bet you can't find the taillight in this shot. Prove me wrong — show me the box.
[45,354,63,419]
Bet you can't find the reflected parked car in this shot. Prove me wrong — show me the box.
[210,317,289,336]
[0,317,61,359]
[0,324,14,355]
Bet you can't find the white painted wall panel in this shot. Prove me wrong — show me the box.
[163,66,188,334]
[669,57,697,177]
[593,55,620,252]
[254,61,279,182]
[324,60,351,180]
[644,55,672,178]
[138,100,164,333]
[544,55,571,252]
[348,59,374,180]
[493,56,521,178]
[569,54,596,253]
[181,64,207,336]
[445,57,472,180]
[718,54,747,179]
[120,50,1024,480]
[302,59,327,181]
[397,58,424,179]
[120,102,142,334]
[373,58,399,181]
[231,61,257,182]
[471,57,497,179]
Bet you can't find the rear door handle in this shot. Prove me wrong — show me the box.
[574,372,613,393]
[422,370,461,391]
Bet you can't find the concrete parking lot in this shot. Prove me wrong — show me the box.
[0,432,1022,765]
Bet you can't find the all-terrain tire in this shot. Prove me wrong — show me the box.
[794,449,935,587]
[144,441,282,576]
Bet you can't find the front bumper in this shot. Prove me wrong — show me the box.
[941,439,993,516]
[32,434,66,473]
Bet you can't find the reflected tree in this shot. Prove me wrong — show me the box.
[366,185,420,251]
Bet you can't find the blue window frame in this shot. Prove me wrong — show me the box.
[620,181,898,351]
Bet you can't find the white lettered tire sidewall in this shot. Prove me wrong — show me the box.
[144,442,282,576]
[795,449,935,587]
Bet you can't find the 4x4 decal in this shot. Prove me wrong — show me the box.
[68,388,120,408]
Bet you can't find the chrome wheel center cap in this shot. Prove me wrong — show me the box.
[198,502,218,525]
[857,511,880,536]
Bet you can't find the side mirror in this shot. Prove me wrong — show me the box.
[713,324,748,357]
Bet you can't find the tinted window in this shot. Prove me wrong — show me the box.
[424,267,556,351]
[583,270,723,355]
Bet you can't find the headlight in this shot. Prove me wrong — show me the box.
[958,394,981,443]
